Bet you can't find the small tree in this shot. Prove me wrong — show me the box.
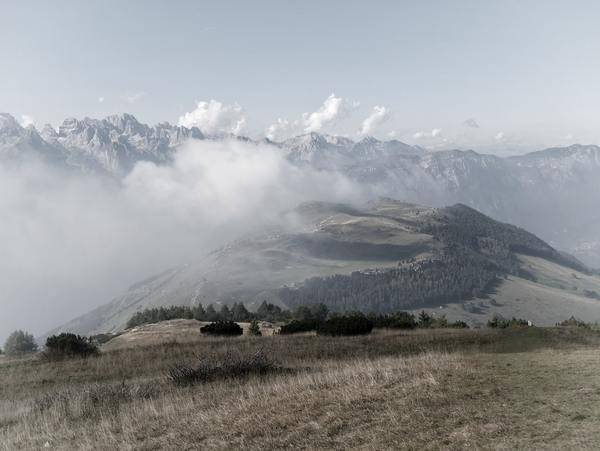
[204,304,219,321]
[44,333,99,360]
[4,330,38,356]
[192,303,206,321]
[248,320,262,336]
[418,311,433,328]
[219,305,232,321]
[232,302,252,322]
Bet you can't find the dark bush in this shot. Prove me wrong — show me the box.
[487,315,529,329]
[370,311,417,329]
[44,333,99,360]
[317,313,373,336]
[450,320,470,329]
[168,349,277,386]
[279,319,322,334]
[200,320,243,336]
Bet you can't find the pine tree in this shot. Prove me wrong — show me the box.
[205,304,219,321]
[4,330,38,356]
[219,304,232,321]
[232,302,251,321]
[248,319,262,336]
[192,304,206,321]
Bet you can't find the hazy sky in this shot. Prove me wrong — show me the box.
[2,0,600,150]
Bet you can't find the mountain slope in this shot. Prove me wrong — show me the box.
[51,199,600,335]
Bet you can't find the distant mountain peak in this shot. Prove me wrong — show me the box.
[0,113,23,135]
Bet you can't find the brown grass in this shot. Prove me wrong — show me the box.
[2,327,600,449]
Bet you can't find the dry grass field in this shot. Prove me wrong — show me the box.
[2,326,600,449]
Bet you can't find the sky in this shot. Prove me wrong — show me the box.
[2,1,600,151]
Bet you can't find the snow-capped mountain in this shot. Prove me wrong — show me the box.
[2,112,600,265]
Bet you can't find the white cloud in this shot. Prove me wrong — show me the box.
[265,118,294,141]
[495,131,506,142]
[124,92,146,104]
[98,97,105,103]
[413,128,442,140]
[20,114,35,128]
[302,93,358,133]
[178,100,247,135]
[359,105,390,136]
[265,93,359,140]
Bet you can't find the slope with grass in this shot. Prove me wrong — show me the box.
[51,199,600,336]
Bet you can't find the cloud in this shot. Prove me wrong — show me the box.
[302,93,358,133]
[462,118,479,129]
[359,105,390,136]
[0,140,363,339]
[98,97,105,103]
[495,131,506,142]
[124,92,146,104]
[265,118,294,141]
[178,100,247,135]
[413,128,442,140]
[265,93,359,140]
[20,114,35,128]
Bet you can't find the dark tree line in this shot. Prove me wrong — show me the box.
[125,301,325,329]
[278,248,500,314]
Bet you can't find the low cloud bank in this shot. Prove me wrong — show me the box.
[0,140,363,340]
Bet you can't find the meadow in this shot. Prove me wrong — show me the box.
[2,325,600,449]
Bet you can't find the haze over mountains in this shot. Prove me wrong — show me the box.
[3,111,600,338]
[2,111,600,268]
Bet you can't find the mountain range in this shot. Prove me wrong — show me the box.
[2,112,599,267]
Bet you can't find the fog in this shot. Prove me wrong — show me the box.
[0,140,364,342]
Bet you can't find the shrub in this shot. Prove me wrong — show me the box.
[44,333,99,360]
[430,314,449,329]
[248,320,262,336]
[370,311,417,329]
[450,320,470,329]
[200,320,243,336]
[4,330,38,356]
[168,349,277,386]
[487,315,529,329]
[279,319,322,334]
[317,313,373,336]
[33,382,158,418]
[557,316,590,328]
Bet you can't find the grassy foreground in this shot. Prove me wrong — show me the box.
[2,327,600,449]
